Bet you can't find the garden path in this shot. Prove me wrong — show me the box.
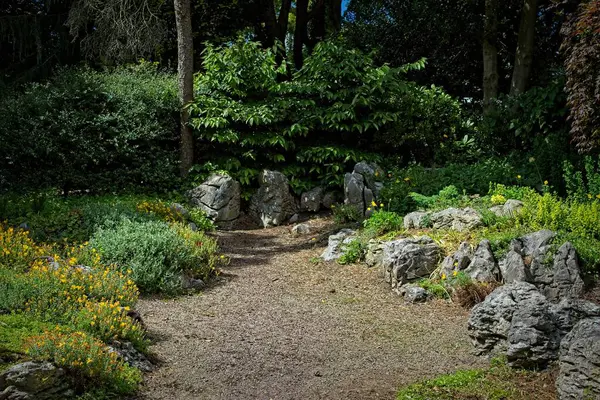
[137,218,484,400]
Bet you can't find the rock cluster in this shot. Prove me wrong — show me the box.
[188,173,241,225]
[249,170,298,227]
[381,236,442,289]
[343,162,384,216]
[403,207,483,232]
[0,362,73,400]
[320,229,357,261]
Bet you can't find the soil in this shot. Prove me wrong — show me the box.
[136,218,485,400]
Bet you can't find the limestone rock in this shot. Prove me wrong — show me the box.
[556,318,600,399]
[321,229,356,261]
[463,240,500,283]
[430,207,483,232]
[440,241,473,277]
[300,187,323,212]
[344,172,366,214]
[365,240,385,268]
[0,362,73,400]
[343,161,385,216]
[249,170,297,227]
[321,191,339,209]
[108,340,154,372]
[381,236,441,288]
[397,284,429,303]
[291,223,311,236]
[188,174,241,223]
[489,199,524,218]
[403,211,430,229]
[170,202,189,218]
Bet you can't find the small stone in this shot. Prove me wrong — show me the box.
[291,224,311,236]
[300,187,324,212]
[397,284,429,303]
[170,203,189,218]
[288,213,299,223]
[321,229,356,261]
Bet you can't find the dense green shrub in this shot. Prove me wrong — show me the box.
[563,156,600,203]
[0,63,179,193]
[363,210,403,236]
[90,219,219,293]
[189,39,467,193]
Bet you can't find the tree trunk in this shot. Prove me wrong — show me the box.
[294,0,309,70]
[174,0,194,177]
[510,0,538,96]
[483,0,499,115]
[328,0,343,32]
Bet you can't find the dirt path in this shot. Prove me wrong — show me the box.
[137,219,485,400]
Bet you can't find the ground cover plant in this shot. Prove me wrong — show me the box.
[0,192,222,398]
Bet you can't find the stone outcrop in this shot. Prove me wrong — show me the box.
[300,187,323,212]
[430,207,483,232]
[403,211,430,229]
[439,242,473,277]
[343,162,384,216]
[321,229,357,261]
[0,362,73,400]
[381,236,442,288]
[249,170,298,227]
[556,318,600,399]
[188,174,241,224]
[463,240,500,283]
[489,199,524,218]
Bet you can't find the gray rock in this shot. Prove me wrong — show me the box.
[499,249,529,284]
[463,240,500,283]
[489,199,524,218]
[288,213,299,223]
[353,161,384,193]
[468,282,547,356]
[365,240,385,268]
[532,242,584,302]
[556,318,600,399]
[17,223,29,231]
[506,295,561,368]
[321,229,357,261]
[374,182,385,199]
[397,284,429,303]
[440,242,473,277]
[0,362,73,400]
[430,207,483,232]
[321,192,339,209]
[108,340,154,373]
[188,174,241,223]
[291,223,311,236]
[181,274,205,290]
[499,231,584,302]
[403,211,430,229]
[344,172,366,215]
[300,187,324,212]
[551,299,600,337]
[381,236,442,288]
[249,170,298,227]
[188,222,198,231]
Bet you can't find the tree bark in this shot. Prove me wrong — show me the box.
[174,0,194,177]
[510,0,538,96]
[483,0,499,115]
[294,0,309,70]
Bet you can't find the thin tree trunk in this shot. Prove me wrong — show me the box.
[277,0,292,44]
[483,0,499,115]
[328,0,342,32]
[174,0,194,177]
[510,0,538,96]
[294,0,309,70]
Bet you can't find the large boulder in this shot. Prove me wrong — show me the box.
[430,207,483,232]
[249,170,298,227]
[489,199,524,218]
[0,362,73,400]
[188,174,241,224]
[381,236,442,288]
[498,231,584,302]
[468,282,599,369]
[343,162,385,216]
[468,282,559,368]
[403,211,431,230]
[300,187,324,212]
[463,240,500,283]
[321,229,357,261]
[556,318,600,399]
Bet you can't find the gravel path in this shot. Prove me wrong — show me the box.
[137,220,484,400]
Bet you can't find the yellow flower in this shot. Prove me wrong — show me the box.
[371,200,377,207]
[366,207,371,211]
[379,203,384,207]
[517,175,522,179]
[441,273,447,280]
[453,270,458,277]
[596,194,600,199]
[404,177,410,181]
[544,180,548,185]
[588,194,593,199]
